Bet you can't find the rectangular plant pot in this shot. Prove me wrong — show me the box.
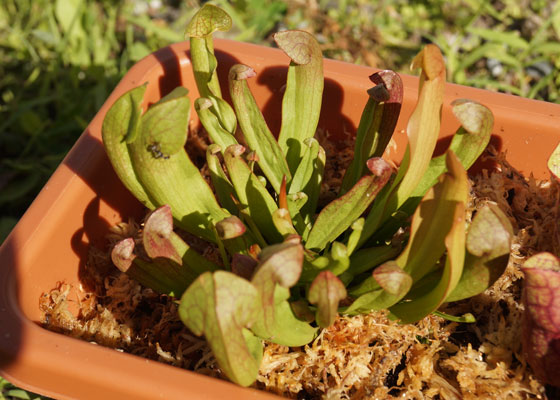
[1,39,559,400]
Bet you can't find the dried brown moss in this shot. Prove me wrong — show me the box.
[40,144,558,399]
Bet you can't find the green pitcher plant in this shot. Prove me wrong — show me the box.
[102,4,513,387]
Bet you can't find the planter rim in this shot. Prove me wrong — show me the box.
[1,38,559,399]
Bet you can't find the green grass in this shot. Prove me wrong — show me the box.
[282,0,560,101]
[1,377,50,400]
[1,0,559,397]
[0,0,193,242]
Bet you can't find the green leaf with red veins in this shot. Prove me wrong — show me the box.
[521,252,560,386]
[179,271,262,387]
[186,5,237,138]
[111,238,198,297]
[185,3,231,37]
[253,241,303,304]
[228,64,291,194]
[215,215,246,240]
[305,157,392,252]
[224,144,282,244]
[308,270,347,328]
[446,203,512,302]
[367,71,403,156]
[142,205,182,265]
[214,215,253,257]
[185,3,231,99]
[341,70,402,195]
[388,45,446,213]
[523,253,560,332]
[206,144,238,216]
[548,142,560,181]
[390,151,468,323]
[111,237,136,273]
[128,86,229,242]
[374,261,414,295]
[184,3,232,39]
[195,97,238,150]
[448,99,494,168]
[102,84,154,209]
[343,261,412,315]
[113,209,217,294]
[274,30,323,172]
[250,241,308,342]
[142,211,219,278]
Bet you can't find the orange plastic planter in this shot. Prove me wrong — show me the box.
[1,40,559,400]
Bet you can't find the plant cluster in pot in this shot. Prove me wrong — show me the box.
[1,4,560,399]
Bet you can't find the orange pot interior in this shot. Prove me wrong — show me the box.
[1,39,559,400]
